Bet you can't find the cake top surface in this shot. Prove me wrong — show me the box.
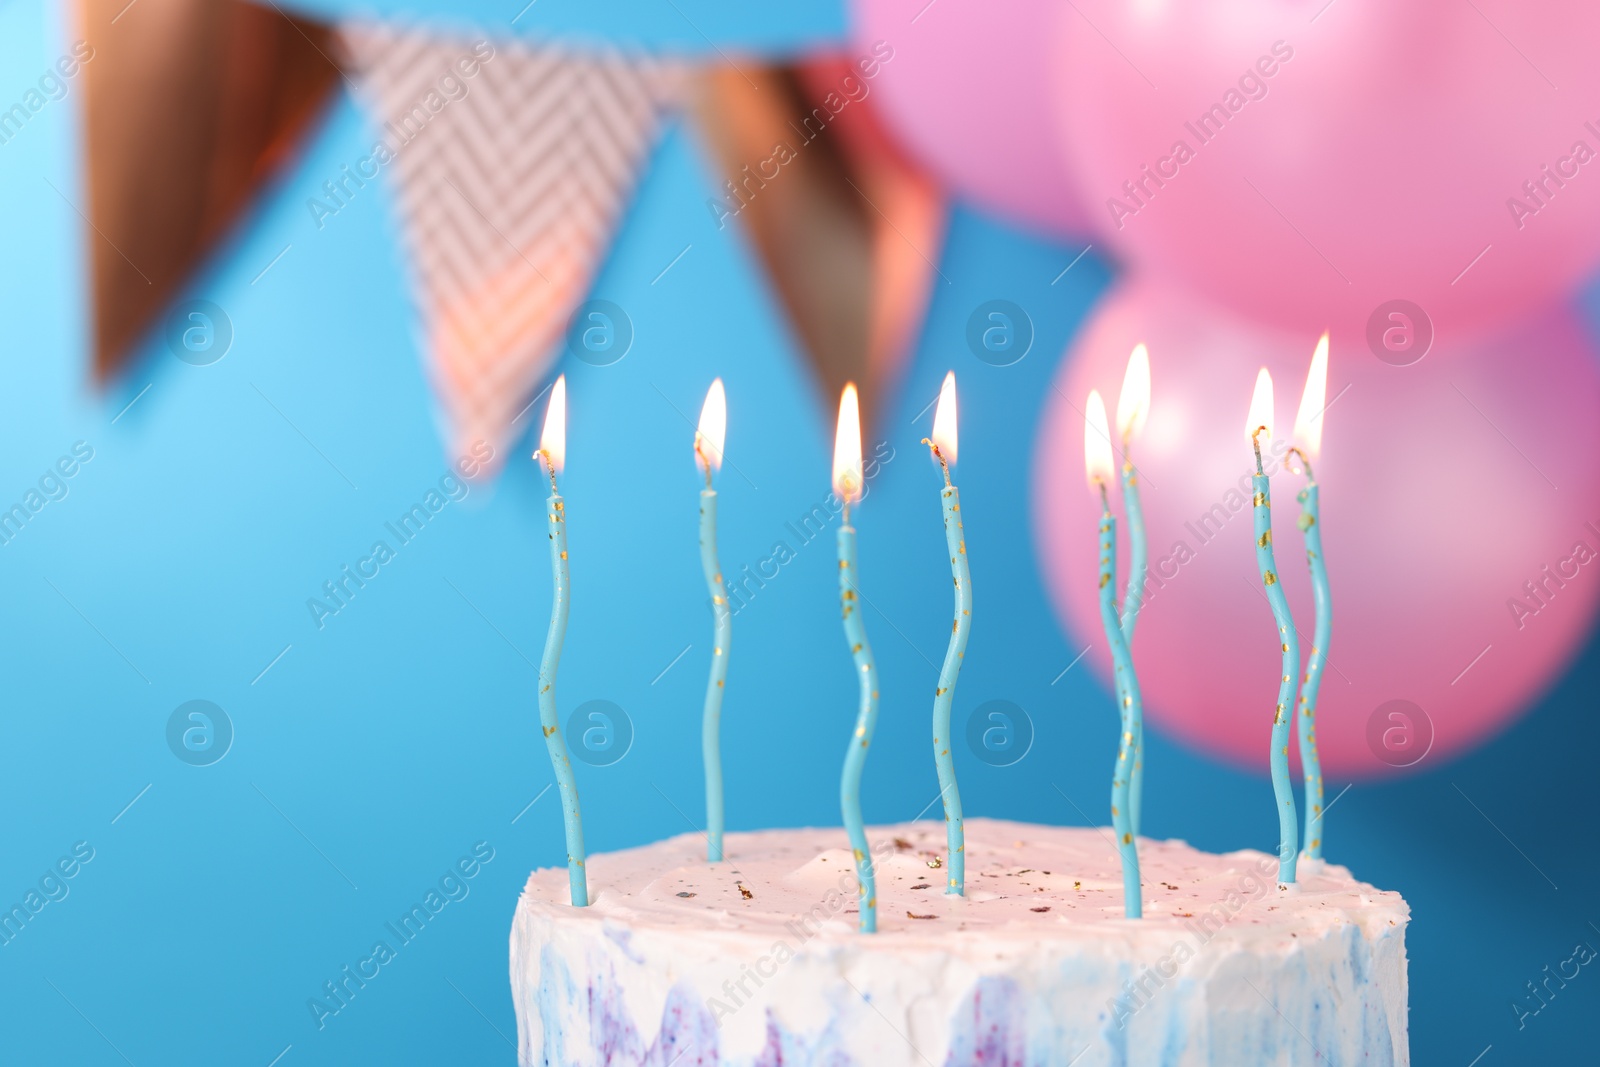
[520,818,1407,952]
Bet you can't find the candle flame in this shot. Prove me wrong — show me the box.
[1246,367,1274,445]
[539,374,567,475]
[1084,389,1114,488]
[930,371,958,466]
[833,382,864,504]
[1115,343,1151,441]
[1292,332,1329,458]
[695,377,727,474]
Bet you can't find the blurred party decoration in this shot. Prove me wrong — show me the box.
[1055,0,1600,341]
[1036,278,1600,778]
[77,0,955,463]
[691,55,945,433]
[851,0,1095,237]
[81,0,340,377]
[341,26,684,474]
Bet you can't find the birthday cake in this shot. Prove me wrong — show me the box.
[510,817,1409,1066]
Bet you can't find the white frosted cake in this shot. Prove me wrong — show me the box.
[510,818,1408,1066]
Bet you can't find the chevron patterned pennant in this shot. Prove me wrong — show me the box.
[340,24,685,474]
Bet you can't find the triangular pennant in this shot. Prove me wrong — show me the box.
[340,25,684,474]
[690,55,946,436]
[81,0,340,378]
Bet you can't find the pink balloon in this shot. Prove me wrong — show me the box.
[1054,0,1600,341]
[851,0,1096,237]
[1033,278,1600,777]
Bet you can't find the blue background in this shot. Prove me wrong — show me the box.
[0,0,1596,1063]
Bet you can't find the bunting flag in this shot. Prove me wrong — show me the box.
[74,1,942,467]
[80,0,340,378]
[690,55,946,437]
[339,25,685,473]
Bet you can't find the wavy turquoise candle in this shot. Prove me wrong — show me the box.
[1115,344,1150,839]
[1290,449,1329,861]
[1119,450,1147,839]
[1096,486,1142,919]
[1251,425,1299,886]
[537,448,588,907]
[1087,390,1140,918]
[924,432,969,897]
[834,383,878,933]
[837,514,880,933]
[695,380,730,864]
[698,485,729,862]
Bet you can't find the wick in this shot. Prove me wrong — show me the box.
[694,437,714,490]
[1250,425,1268,476]
[1120,429,1136,476]
[1094,475,1111,516]
[1286,445,1316,483]
[921,438,952,488]
[841,497,852,526]
[537,449,560,496]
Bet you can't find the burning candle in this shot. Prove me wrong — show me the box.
[695,379,730,863]
[834,384,880,933]
[1248,369,1300,887]
[922,371,969,896]
[536,375,588,907]
[1085,390,1142,919]
[1115,343,1151,837]
[1290,335,1331,862]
